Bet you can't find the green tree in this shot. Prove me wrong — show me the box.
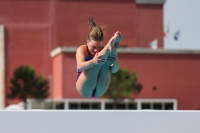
[103,67,142,109]
[7,65,49,109]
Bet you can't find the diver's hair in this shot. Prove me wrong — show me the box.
[88,16,104,41]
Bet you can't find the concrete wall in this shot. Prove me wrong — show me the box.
[0,110,200,133]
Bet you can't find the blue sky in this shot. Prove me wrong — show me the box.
[164,0,200,50]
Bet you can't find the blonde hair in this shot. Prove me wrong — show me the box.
[88,16,104,41]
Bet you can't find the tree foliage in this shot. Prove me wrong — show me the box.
[7,65,49,109]
[103,67,142,101]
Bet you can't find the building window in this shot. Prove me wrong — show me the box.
[56,103,65,109]
[105,102,137,110]
[153,103,162,110]
[128,103,137,110]
[164,103,174,110]
[141,102,174,110]
[141,103,151,109]
[68,102,101,110]
[69,103,78,110]
[91,103,101,110]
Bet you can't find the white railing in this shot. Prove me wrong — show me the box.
[26,98,177,110]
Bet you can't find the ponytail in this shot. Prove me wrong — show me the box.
[87,16,104,41]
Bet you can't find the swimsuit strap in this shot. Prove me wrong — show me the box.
[86,45,93,59]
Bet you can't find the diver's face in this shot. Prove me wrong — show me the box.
[87,40,102,55]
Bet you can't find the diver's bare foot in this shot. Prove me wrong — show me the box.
[114,31,122,49]
[105,31,122,52]
[107,33,118,51]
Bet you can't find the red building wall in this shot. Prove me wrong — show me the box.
[0,0,53,105]
[52,51,200,110]
[119,53,200,110]
[136,5,164,47]
[52,54,64,99]
[0,0,164,105]
[55,0,164,48]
